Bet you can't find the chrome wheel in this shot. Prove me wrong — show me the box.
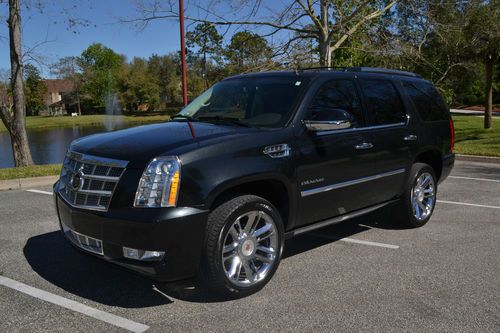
[411,172,436,221]
[221,210,278,287]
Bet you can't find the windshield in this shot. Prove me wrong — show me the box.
[177,77,309,128]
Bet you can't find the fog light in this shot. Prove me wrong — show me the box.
[122,247,165,261]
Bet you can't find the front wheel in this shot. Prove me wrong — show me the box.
[200,195,284,297]
[396,163,437,228]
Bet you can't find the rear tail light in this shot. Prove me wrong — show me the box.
[449,118,455,153]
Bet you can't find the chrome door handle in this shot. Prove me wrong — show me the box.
[355,142,374,150]
[404,135,418,141]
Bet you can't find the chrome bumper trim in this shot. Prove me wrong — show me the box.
[61,223,104,256]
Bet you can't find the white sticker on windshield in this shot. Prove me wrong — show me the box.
[295,81,301,86]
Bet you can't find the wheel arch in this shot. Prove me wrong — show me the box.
[206,174,295,230]
[413,149,443,181]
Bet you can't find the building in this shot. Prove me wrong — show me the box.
[42,79,75,116]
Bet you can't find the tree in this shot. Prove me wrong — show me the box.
[147,53,182,105]
[382,1,472,102]
[24,64,47,116]
[79,43,125,111]
[0,0,33,166]
[118,57,160,112]
[129,0,398,67]
[186,22,223,80]
[50,56,83,115]
[225,31,273,71]
[464,0,500,129]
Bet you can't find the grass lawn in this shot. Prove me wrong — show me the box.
[453,115,500,157]
[0,164,61,180]
[0,114,171,132]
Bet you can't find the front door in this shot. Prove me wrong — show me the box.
[295,79,380,226]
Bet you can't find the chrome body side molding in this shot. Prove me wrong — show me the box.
[301,168,406,197]
[315,121,407,137]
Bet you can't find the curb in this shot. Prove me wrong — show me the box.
[450,109,500,116]
[456,154,500,164]
[0,175,58,191]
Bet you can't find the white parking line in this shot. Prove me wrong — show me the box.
[26,189,53,195]
[309,233,399,249]
[0,276,149,333]
[437,200,500,210]
[449,176,500,183]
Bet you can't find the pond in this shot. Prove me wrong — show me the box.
[0,124,133,168]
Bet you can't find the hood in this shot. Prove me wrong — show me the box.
[70,121,254,168]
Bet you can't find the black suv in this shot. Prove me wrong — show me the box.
[54,67,454,296]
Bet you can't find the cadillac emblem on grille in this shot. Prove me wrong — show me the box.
[70,171,83,191]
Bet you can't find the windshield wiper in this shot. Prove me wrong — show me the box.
[196,115,251,127]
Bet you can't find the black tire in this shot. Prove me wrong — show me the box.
[200,195,284,297]
[396,163,437,228]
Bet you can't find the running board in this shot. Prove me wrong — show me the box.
[286,199,398,238]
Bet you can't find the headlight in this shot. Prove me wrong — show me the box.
[134,156,181,207]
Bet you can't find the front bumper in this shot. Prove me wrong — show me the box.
[54,186,209,282]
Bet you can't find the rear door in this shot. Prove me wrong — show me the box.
[356,78,412,202]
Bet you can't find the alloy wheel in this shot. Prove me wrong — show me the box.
[411,172,436,221]
[221,210,278,287]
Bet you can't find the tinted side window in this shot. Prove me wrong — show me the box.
[309,79,363,127]
[402,80,449,121]
[360,79,406,125]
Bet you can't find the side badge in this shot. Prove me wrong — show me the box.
[263,144,291,158]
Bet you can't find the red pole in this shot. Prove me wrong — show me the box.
[179,0,188,106]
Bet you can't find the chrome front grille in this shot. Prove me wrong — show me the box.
[59,151,128,211]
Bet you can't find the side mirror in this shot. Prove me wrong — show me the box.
[303,107,353,132]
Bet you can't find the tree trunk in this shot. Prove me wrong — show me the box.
[76,89,82,116]
[484,58,493,129]
[1,0,33,166]
[318,34,331,67]
[318,0,331,67]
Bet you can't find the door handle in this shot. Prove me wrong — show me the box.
[355,142,374,150]
[404,134,418,141]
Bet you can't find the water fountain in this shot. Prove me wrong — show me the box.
[104,92,123,131]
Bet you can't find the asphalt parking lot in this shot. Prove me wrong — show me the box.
[0,160,499,332]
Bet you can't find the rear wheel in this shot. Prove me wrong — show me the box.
[200,195,284,297]
[396,163,437,228]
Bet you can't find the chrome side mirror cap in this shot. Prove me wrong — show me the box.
[303,119,352,132]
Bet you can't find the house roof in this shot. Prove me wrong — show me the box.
[43,79,74,93]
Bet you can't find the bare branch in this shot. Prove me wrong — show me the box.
[329,1,398,54]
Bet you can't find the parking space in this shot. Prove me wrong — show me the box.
[0,160,499,332]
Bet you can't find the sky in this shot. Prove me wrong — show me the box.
[0,1,185,77]
[0,0,292,78]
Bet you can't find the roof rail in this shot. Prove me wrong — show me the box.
[344,67,422,78]
[296,66,421,78]
[297,66,348,71]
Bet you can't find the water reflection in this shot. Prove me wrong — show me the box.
[0,124,130,168]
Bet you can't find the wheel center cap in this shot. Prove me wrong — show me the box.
[241,239,255,257]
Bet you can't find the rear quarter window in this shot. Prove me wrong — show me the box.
[402,80,449,121]
[359,79,406,125]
